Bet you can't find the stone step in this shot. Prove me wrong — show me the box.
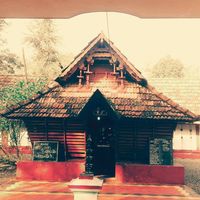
[1,181,199,200]
[99,194,200,200]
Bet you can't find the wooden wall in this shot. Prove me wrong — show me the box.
[24,118,86,161]
[116,119,176,163]
[24,118,176,163]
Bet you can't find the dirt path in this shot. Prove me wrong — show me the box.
[0,164,16,190]
[175,159,200,195]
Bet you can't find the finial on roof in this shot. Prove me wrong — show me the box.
[100,31,105,37]
[100,31,109,41]
[99,31,106,45]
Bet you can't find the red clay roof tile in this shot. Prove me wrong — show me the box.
[1,35,197,121]
[2,80,196,121]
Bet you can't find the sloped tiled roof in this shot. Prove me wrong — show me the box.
[3,79,196,121]
[149,78,200,116]
[1,34,197,121]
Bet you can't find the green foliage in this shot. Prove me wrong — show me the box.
[0,19,24,74]
[25,19,59,68]
[7,120,24,145]
[0,50,23,74]
[150,56,185,78]
[0,79,46,155]
[0,79,46,111]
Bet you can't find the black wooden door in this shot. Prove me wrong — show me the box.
[90,118,115,176]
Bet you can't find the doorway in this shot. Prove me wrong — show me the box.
[89,117,115,176]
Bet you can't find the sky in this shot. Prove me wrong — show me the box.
[3,12,200,73]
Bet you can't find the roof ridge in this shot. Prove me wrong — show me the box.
[147,84,197,120]
[60,33,103,75]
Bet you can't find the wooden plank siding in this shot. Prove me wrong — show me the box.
[65,132,86,158]
[24,118,86,160]
[24,118,175,163]
[65,119,86,159]
[116,119,176,163]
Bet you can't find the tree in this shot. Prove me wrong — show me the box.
[0,79,46,160]
[0,20,7,46]
[25,19,59,68]
[149,56,185,78]
[0,19,24,74]
[0,51,23,74]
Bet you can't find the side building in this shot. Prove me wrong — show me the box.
[149,78,200,158]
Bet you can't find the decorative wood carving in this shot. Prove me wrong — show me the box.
[84,58,93,86]
[85,134,94,175]
[110,58,119,78]
[118,64,125,86]
[77,65,84,86]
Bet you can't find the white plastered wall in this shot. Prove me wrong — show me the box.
[173,124,198,150]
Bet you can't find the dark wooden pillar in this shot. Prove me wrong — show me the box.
[45,118,48,140]
[114,119,119,163]
[196,124,200,150]
[63,118,67,161]
[133,123,137,162]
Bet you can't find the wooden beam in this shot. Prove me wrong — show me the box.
[1,0,200,18]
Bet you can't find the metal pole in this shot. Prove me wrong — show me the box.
[22,47,28,83]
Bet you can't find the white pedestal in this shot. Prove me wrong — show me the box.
[68,177,103,200]
[73,191,98,200]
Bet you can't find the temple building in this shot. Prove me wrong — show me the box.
[2,33,197,184]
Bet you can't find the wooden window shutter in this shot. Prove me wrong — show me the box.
[65,132,86,158]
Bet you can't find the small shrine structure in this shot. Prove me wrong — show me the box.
[3,33,197,184]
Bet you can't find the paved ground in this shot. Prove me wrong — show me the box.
[0,181,199,200]
[0,159,200,199]
[175,159,200,194]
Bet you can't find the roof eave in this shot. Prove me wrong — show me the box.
[147,84,197,121]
